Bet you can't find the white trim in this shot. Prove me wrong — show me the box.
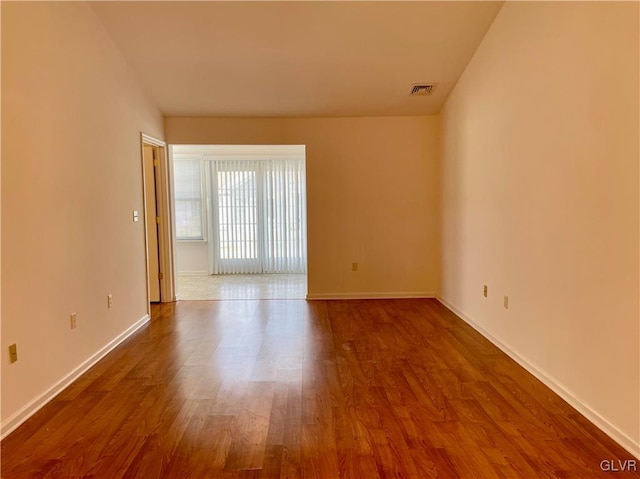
[141,133,176,303]
[176,270,209,276]
[141,141,158,307]
[173,144,305,157]
[0,314,150,440]
[436,295,640,460]
[306,292,435,300]
[141,133,165,148]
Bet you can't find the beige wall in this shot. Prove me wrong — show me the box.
[1,2,164,428]
[166,116,440,298]
[4,0,635,457]
[175,242,209,275]
[440,2,639,454]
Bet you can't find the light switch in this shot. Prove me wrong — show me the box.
[133,210,139,222]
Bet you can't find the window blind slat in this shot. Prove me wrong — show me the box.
[211,158,306,275]
[174,159,204,240]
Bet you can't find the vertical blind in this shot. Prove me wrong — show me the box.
[211,158,306,274]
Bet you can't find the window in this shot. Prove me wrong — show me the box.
[211,158,306,274]
[216,168,258,261]
[173,158,204,240]
[171,145,307,274]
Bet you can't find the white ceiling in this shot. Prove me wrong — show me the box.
[92,2,503,117]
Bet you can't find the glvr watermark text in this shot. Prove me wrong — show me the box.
[600,460,637,472]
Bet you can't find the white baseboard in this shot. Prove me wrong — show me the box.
[306,292,435,300]
[436,295,640,460]
[176,271,208,276]
[1,314,151,440]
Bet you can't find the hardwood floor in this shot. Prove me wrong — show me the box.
[2,299,637,478]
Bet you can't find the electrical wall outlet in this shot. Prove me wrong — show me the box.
[504,295,509,309]
[483,285,488,297]
[352,262,358,272]
[70,313,77,329]
[8,344,17,363]
[107,294,113,309]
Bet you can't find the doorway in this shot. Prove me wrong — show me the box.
[141,134,175,306]
[171,145,307,300]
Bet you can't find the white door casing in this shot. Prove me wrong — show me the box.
[143,145,161,302]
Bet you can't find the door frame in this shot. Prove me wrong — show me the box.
[140,133,176,306]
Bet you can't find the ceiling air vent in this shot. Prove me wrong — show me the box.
[410,84,435,96]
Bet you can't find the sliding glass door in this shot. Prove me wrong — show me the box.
[209,158,306,274]
[212,163,259,273]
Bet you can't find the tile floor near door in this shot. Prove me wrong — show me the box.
[176,273,307,300]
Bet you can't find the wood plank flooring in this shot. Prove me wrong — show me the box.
[2,299,637,478]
